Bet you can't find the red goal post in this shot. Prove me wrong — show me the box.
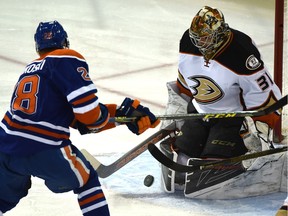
[273,0,287,142]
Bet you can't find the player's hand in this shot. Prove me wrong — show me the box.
[74,103,110,135]
[116,97,160,135]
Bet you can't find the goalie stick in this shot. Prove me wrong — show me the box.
[147,95,288,172]
[81,123,175,178]
[148,144,287,173]
[113,94,288,123]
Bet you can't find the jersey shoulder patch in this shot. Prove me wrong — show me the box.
[216,29,264,75]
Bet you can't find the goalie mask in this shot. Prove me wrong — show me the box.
[34,20,69,53]
[189,6,230,60]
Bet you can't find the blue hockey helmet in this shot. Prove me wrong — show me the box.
[34,20,69,52]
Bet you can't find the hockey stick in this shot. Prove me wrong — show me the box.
[113,94,287,123]
[148,144,287,173]
[81,123,175,178]
[81,95,287,177]
[146,94,288,172]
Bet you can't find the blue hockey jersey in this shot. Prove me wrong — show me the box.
[0,49,101,156]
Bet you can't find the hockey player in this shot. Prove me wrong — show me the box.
[160,6,282,194]
[0,21,160,215]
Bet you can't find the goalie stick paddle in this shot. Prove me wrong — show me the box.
[113,94,288,123]
[148,144,287,173]
[81,123,175,178]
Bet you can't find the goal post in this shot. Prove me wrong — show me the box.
[273,0,287,142]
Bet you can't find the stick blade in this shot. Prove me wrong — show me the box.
[81,149,102,170]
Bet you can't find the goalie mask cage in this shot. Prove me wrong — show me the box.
[274,0,287,142]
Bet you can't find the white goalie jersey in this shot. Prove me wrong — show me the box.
[161,27,284,161]
[176,28,282,129]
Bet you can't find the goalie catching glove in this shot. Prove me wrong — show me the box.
[116,97,160,135]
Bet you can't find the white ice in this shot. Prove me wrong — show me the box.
[0,0,286,215]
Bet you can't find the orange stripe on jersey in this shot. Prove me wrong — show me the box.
[37,49,85,61]
[4,114,69,139]
[74,106,101,125]
[63,146,90,186]
[79,193,105,206]
[176,80,193,98]
[98,104,117,132]
[78,111,110,132]
[72,93,97,106]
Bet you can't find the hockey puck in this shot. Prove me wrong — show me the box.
[144,175,154,187]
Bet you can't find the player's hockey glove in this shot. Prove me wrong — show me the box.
[116,97,160,135]
[75,103,110,135]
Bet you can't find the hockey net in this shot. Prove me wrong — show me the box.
[274,0,288,141]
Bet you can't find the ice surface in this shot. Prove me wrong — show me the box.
[0,0,286,215]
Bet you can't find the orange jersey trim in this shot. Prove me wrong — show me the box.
[72,93,97,107]
[4,114,69,140]
[75,106,101,125]
[79,193,105,206]
[63,146,90,186]
[176,80,193,97]
[38,49,85,60]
